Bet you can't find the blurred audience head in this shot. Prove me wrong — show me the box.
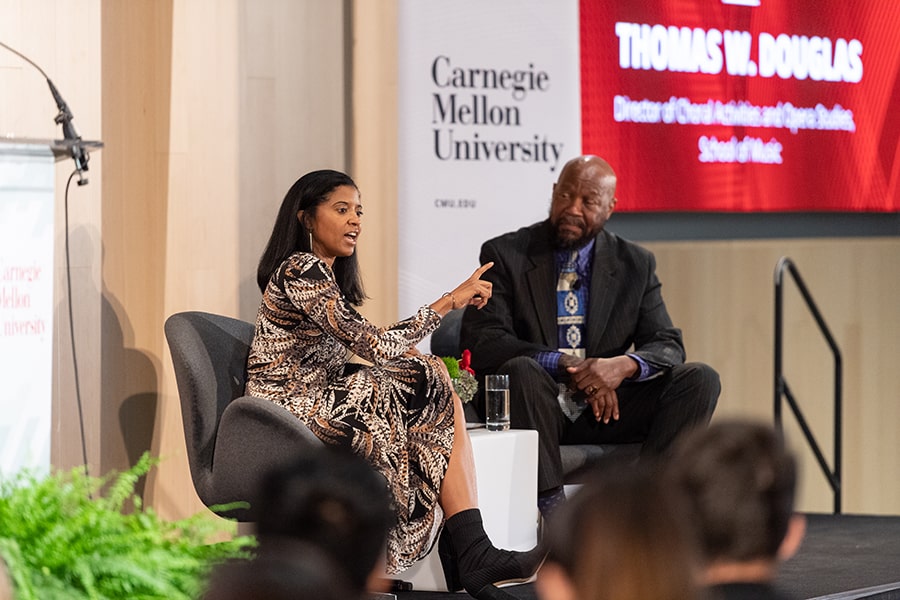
[665,419,805,583]
[0,557,11,600]
[537,462,700,600]
[255,447,395,594]
[212,446,395,598]
[202,540,357,600]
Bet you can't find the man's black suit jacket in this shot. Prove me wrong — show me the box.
[460,220,686,378]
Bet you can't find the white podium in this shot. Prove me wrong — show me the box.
[0,138,100,477]
[396,427,539,592]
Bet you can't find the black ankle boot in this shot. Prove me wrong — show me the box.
[438,509,545,599]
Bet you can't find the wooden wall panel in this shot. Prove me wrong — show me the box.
[237,0,349,322]
[351,0,399,327]
[99,0,173,511]
[647,238,900,514]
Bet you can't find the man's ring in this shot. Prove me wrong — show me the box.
[586,385,596,395]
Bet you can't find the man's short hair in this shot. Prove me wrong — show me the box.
[667,420,797,564]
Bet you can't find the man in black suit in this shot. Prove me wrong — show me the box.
[460,155,720,516]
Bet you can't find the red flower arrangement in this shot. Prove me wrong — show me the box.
[440,349,478,403]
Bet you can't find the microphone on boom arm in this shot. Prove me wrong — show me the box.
[0,40,91,185]
[47,78,90,184]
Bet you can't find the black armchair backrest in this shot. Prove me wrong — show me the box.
[164,311,254,496]
[431,308,464,357]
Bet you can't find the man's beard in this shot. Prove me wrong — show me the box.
[552,218,598,250]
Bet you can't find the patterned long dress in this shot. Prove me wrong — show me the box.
[245,252,455,572]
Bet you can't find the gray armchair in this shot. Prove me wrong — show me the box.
[431,309,640,482]
[164,311,323,521]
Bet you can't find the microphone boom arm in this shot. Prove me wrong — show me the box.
[47,78,90,177]
[1,39,91,184]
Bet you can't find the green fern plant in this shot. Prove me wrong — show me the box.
[0,453,255,600]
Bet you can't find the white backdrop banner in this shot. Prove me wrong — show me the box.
[0,144,54,477]
[397,0,581,334]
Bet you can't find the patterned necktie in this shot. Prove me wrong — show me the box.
[557,250,586,421]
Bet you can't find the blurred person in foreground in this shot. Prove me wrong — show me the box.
[536,461,701,600]
[202,447,394,600]
[202,541,358,600]
[0,558,11,600]
[666,420,806,600]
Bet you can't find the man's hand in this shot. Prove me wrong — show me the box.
[565,356,638,423]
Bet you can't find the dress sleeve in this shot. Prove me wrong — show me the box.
[277,254,441,364]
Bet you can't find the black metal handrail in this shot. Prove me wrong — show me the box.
[774,256,842,514]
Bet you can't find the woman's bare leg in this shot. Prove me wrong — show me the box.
[439,391,479,517]
[434,369,545,597]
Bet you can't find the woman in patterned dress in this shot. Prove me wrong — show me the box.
[246,170,542,599]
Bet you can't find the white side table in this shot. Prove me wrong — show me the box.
[395,427,539,591]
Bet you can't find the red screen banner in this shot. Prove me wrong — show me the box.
[580,0,900,212]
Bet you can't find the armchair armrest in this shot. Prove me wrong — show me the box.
[210,396,324,520]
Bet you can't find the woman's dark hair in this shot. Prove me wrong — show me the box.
[256,169,366,304]
[202,542,358,600]
[546,463,699,600]
[255,447,396,595]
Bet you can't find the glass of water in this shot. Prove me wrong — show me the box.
[485,374,510,431]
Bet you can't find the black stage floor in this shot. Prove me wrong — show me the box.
[391,513,900,600]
